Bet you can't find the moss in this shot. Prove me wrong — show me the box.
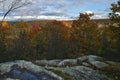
[48,69,74,80]
[100,64,120,80]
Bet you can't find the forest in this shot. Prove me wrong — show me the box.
[0,0,120,63]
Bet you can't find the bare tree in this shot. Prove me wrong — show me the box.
[0,0,31,22]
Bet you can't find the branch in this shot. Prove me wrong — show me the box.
[1,0,31,22]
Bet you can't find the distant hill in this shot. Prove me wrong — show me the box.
[3,19,110,27]
[27,19,110,27]
[93,19,111,25]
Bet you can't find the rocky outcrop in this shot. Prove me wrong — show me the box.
[0,60,63,80]
[36,55,108,68]
[0,55,119,80]
[46,66,111,80]
[77,55,109,68]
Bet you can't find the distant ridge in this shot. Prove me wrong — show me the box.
[3,19,110,27]
[93,19,110,24]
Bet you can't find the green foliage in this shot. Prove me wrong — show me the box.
[109,0,120,43]
[109,0,120,26]
[105,0,120,61]
[0,29,7,62]
[33,30,49,59]
[0,33,6,53]
[71,13,100,56]
[43,21,71,59]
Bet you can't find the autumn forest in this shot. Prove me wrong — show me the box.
[0,0,120,63]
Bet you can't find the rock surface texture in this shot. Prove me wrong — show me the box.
[0,55,119,80]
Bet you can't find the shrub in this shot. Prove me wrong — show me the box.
[100,64,120,80]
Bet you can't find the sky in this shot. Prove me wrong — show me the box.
[0,0,118,21]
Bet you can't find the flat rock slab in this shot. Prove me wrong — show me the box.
[1,55,119,80]
[0,60,63,80]
[89,61,109,68]
[36,60,62,66]
[46,66,111,80]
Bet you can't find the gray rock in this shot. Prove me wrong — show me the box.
[58,59,77,67]
[87,55,103,62]
[77,55,103,65]
[36,60,61,66]
[47,66,111,80]
[77,56,88,62]
[0,55,117,80]
[4,78,20,80]
[48,60,62,66]
[89,61,109,68]
[9,65,57,80]
[82,62,91,67]
[35,60,48,66]
[0,60,64,80]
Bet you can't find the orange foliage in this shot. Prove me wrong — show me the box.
[51,20,71,41]
[0,21,13,36]
[61,21,72,29]
[2,21,9,28]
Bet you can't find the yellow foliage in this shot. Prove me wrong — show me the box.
[62,21,72,29]
[2,21,9,27]
[16,22,31,33]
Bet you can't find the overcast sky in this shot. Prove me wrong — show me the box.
[0,0,118,21]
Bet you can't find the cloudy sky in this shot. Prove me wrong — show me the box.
[0,0,118,21]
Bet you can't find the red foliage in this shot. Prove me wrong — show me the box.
[31,25,41,33]
[29,24,41,38]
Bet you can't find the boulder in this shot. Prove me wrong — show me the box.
[36,60,61,66]
[77,56,88,62]
[47,60,62,66]
[58,59,77,67]
[89,61,109,68]
[87,55,103,62]
[82,62,91,67]
[35,60,48,66]
[77,55,103,65]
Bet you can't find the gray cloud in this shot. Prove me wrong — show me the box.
[41,11,64,16]
[0,0,118,20]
